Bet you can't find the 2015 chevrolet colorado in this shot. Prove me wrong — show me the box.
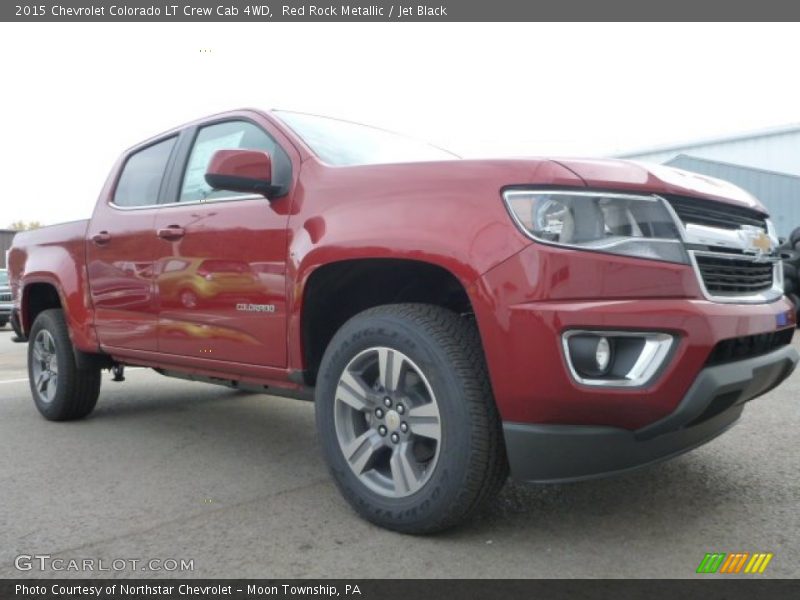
[8,109,799,533]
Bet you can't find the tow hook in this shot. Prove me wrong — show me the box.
[111,364,125,382]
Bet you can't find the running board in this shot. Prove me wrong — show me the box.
[153,368,314,401]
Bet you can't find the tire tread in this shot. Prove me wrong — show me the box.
[320,303,508,533]
[29,309,101,421]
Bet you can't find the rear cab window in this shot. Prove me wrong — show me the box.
[113,136,177,208]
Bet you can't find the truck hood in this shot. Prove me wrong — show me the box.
[312,156,766,215]
[552,158,766,213]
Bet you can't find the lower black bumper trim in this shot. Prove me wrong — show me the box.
[504,344,798,483]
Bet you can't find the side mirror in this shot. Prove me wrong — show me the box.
[204,149,279,198]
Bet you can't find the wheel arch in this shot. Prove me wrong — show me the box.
[294,257,484,386]
[21,277,66,336]
[20,274,99,355]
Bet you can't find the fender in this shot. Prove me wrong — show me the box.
[10,223,99,352]
[19,273,98,352]
[282,157,586,372]
[286,249,490,377]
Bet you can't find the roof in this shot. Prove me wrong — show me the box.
[618,122,800,158]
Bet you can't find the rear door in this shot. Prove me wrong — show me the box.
[86,135,179,351]
[153,118,295,367]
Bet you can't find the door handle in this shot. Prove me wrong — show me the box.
[91,231,111,245]
[157,226,185,240]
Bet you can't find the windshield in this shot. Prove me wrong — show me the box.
[274,111,458,166]
[0,271,8,286]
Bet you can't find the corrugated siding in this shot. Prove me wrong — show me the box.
[665,155,800,238]
[620,130,800,177]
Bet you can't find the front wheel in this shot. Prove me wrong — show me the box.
[28,309,101,421]
[315,304,507,534]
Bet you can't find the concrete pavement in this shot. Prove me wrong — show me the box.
[1,327,798,578]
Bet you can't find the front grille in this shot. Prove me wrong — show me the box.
[694,254,774,295]
[666,195,767,231]
[0,292,11,302]
[705,329,794,366]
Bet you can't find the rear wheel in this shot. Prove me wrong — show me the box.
[315,303,507,534]
[28,309,101,421]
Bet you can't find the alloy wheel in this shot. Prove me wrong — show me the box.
[31,329,59,404]
[334,347,442,498]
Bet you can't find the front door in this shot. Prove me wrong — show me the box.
[87,135,178,351]
[153,119,293,367]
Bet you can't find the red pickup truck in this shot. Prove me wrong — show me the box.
[8,109,799,533]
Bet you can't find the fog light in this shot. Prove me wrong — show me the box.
[562,331,675,387]
[595,337,611,372]
[565,334,614,378]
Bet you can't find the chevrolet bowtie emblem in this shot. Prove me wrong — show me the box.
[751,231,772,253]
[750,233,772,252]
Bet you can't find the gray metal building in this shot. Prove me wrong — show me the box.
[617,125,800,237]
[0,230,16,269]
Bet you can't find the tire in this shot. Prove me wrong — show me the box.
[0,319,7,328]
[789,226,800,248]
[783,261,798,290]
[315,303,508,534]
[28,309,101,421]
[780,249,800,265]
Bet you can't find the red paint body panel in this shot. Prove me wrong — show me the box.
[207,149,272,181]
[7,108,795,434]
[152,197,291,367]
[283,158,579,369]
[8,220,98,352]
[554,158,767,211]
[207,150,272,188]
[475,242,796,428]
[87,198,160,351]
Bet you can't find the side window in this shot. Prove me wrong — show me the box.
[113,137,177,207]
[179,121,291,202]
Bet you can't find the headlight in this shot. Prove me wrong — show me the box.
[503,190,688,264]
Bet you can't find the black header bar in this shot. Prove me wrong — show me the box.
[3,579,800,600]
[4,0,800,21]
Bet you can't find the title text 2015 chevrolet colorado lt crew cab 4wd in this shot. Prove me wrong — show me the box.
[8,110,799,533]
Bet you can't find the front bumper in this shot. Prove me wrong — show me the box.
[0,303,12,319]
[503,344,798,482]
